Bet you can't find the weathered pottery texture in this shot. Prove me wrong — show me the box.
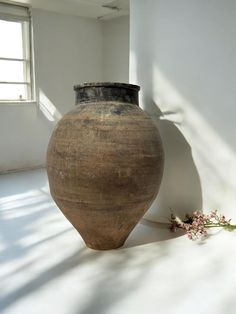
[47,83,164,250]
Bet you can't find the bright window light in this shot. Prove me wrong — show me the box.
[0,3,34,101]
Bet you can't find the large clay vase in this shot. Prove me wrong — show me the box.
[47,82,164,250]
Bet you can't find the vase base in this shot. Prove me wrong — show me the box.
[85,240,126,251]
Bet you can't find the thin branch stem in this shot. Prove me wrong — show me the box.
[175,223,236,230]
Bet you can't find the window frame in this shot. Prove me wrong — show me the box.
[0,2,35,102]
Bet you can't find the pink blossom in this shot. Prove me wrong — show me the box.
[169,210,234,240]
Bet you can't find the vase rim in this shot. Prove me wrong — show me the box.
[73,82,140,91]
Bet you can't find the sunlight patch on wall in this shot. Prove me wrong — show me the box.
[39,89,62,122]
[152,65,236,215]
[129,50,138,85]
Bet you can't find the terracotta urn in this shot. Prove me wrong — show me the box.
[47,82,164,250]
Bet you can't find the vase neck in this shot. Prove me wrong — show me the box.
[74,82,140,106]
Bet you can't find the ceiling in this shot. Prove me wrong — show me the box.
[9,0,129,19]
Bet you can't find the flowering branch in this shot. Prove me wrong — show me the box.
[169,210,236,240]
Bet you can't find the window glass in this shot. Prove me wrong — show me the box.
[0,19,23,59]
[0,60,25,82]
[0,84,27,100]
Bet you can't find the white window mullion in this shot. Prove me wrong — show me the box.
[0,82,29,84]
[21,19,31,99]
[0,56,26,62]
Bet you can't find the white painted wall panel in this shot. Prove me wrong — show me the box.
[130,0,236,220]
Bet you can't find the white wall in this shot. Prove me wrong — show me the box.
[102,16,129,82]
[33,9,104,115]
[0,10,130,173]
[130,0,236,220]
[0,9,103,172]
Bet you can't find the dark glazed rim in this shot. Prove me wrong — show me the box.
[73,82,140,91]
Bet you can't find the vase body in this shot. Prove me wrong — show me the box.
[47,83,164,250]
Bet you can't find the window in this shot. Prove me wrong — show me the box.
[0,2,34,101]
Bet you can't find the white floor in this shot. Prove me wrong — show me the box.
[0,169,236,314]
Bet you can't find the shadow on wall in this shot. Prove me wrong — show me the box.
[130,0,236,219]
[129,5,203,222]
[142,95,202,222]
